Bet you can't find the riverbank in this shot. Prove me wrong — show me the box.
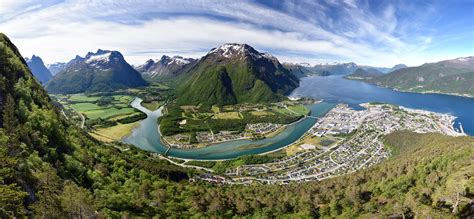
[124,98,334,160]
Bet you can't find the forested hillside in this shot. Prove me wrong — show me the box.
[369,57,474,97]
[1,33,473,218]
[176,44,299,106]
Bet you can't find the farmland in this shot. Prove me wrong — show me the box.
[51,93,145,141]
[160,99,318,149]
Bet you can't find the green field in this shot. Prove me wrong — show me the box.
[142,101,162,111]
[50,93,147,142]
[71,102,104,111]
[83,107,136,120]
[288,105,310,115]
[54,94,137,120]
[67,94,100,102]
[272,104,309,116]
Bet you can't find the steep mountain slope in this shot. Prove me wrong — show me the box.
[282,63,312,78]
[45,49,148,93]
[177,44,299,106]
[345,67,384,80]
[135,55,196,81]
[0,33,187,217]
[47,62,66,76]
[369,57,474,97]
[25,55,52,84]
[283,63,332,78]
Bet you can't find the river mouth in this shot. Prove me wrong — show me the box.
[123,98,335,160]
[124,75,474,160]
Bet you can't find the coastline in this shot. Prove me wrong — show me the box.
[389,87,474,99]
[343,76,474,99]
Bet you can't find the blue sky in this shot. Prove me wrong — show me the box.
[0,0,472,66]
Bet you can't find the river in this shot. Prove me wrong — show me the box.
[124,75,474,160]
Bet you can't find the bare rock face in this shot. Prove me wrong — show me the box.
[135,55,196,80]
[45,49,148,93]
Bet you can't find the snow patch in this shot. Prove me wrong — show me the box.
[85,52,111,63]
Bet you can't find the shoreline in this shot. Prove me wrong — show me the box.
[342,76,474,99]
[126,97,320,161]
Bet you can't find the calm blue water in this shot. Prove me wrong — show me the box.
[124,98,335,160]
[124,75,473,160]
[290,75,474,135]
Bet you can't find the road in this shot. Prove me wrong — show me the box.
[156,154,215,172]
[78,112,85,129]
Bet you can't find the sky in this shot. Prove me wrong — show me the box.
[0,0,473,67]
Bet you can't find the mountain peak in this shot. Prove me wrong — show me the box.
[207,43,280,63]
[209,43,259,58]
[83,49,124,64]
[46,49,147,93]
[25,55,52,83]
[135,55,196,80]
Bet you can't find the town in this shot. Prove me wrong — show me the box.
[194,103,465,184]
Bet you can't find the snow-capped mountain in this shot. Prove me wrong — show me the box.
[135,55,196,80]
[208,43,279,62]
[176,43,299,106]
[45,49,147,93]
[25,55,52,84]
[47,62,66,76]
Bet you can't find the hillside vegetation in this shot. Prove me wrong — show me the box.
[369,57,474,97]
[176,44,299,107]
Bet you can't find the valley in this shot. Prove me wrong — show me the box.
[1,0,474,217]
[160,99,314,149]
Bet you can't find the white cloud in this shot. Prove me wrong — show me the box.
[0,0,450,67]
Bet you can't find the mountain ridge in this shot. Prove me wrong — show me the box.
[176,43,299,106]
[25,55,53,84]
[368,56,474,97]
[45,49,148,93]
[135,55,196,81]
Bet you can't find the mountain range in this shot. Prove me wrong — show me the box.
[45,49,148,93]
[135,55,196,82]
[363,57,474,97]
[1,32,473,218]
[25,55,52,84]
[283,62,407,78]
[308,62,359,75]
[176,43,299,106]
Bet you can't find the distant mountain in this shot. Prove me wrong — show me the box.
[283,63,313,78]
[359,64,407,73]
[45,49,148,93]
[47,62,66,76]
[345,68,383,80]
[135,55,197,81]
[25,55,52,84]
[283,63,331,78]
[389,64,407,72]
[369,57,474,97]
[308,62,358,75]
[177,43,299,106]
